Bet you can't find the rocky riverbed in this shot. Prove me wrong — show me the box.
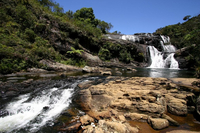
[0,72,200,133]
[75,76,200,133]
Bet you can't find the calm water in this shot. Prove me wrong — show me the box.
[112,67,195,78]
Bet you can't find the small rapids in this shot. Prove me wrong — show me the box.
[0,78,89,133]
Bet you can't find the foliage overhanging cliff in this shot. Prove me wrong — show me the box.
[154,14,200,77]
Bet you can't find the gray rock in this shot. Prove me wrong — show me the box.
[6,91,19,97]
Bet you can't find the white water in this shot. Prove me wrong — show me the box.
[160,35,170,44]
[148,46,179,69]
[120,35,140,42]
[0,84,75,133]
[147,35,179,69]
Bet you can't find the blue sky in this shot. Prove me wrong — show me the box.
[54,0,200,34]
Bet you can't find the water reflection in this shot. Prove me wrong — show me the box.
[148,68,180,78]
[112,67,195,78]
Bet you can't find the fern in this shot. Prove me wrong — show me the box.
[67,47,84,55]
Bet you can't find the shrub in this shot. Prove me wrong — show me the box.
[98,48,111,61]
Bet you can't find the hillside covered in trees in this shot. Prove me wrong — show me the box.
[0,0,111,74]
[155,14,200,77]
[0,0,145,74]
[0,0,200,78]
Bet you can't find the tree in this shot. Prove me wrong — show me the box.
[53,2,64,15]
[183,15,191,21]
[73,7,97,27]
[66,10,74,19]
[97,20,113,34]
[38,0,54,8]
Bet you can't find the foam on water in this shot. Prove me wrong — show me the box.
[0,87,73,133]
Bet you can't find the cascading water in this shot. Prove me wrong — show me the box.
[0,78,94,133]
[148,35,179,69]
[120,35,140,42]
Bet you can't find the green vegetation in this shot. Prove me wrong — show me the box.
[98,41,144,63]
[1,0,199,78]
[0,0,113,74]
[155,14,200,77]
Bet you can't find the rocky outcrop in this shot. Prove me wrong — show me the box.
[78,77,198,132]
[174,44,196,69]
[82,66,112,75]
[39,59,82,72]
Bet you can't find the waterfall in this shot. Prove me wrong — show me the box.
[120,35,140,42]
[148,35,179,69]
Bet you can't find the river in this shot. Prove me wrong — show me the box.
[0,67,198,132]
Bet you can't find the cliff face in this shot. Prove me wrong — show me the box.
[103,33,180,68]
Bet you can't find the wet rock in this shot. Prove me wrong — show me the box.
[78,80,94,89]
[124,113,148,121]
[80,115,94,125]
[39,74,58,78]
[0,110,9,117]
[115,71,122,75]
[59,122,81,132]
[43,106,49,111]
[82,66,100,73]
[127,67,137,72]
[7,77,26,80]
[148,117,169,130]
[161,114,179,126]
[5,91,19,97]
[22,79,34,84]
[100,71,112,75]
[27,68,48,73]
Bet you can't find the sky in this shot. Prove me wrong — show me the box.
[54,0,200,34]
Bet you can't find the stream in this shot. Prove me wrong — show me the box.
[0,67,198,132]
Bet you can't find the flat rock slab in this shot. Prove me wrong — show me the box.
[78,76,199,132]
[170,78,199,86]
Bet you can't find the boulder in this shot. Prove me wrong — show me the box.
[100,71,112,75]
[161,114,179,126]
[27,68,48,73]
[195,96,200,121]
[80,115,94,125]
[148,117,169,130]
[82,66,100,73]
[166,95,187,116]
[39,59,81,72]
[78,80,94,89]
[5,91,19,97]
[124,113,148,121]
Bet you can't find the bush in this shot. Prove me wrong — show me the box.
[119,49,132,63]
[60,58,86,67]
[98,48,111,61]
